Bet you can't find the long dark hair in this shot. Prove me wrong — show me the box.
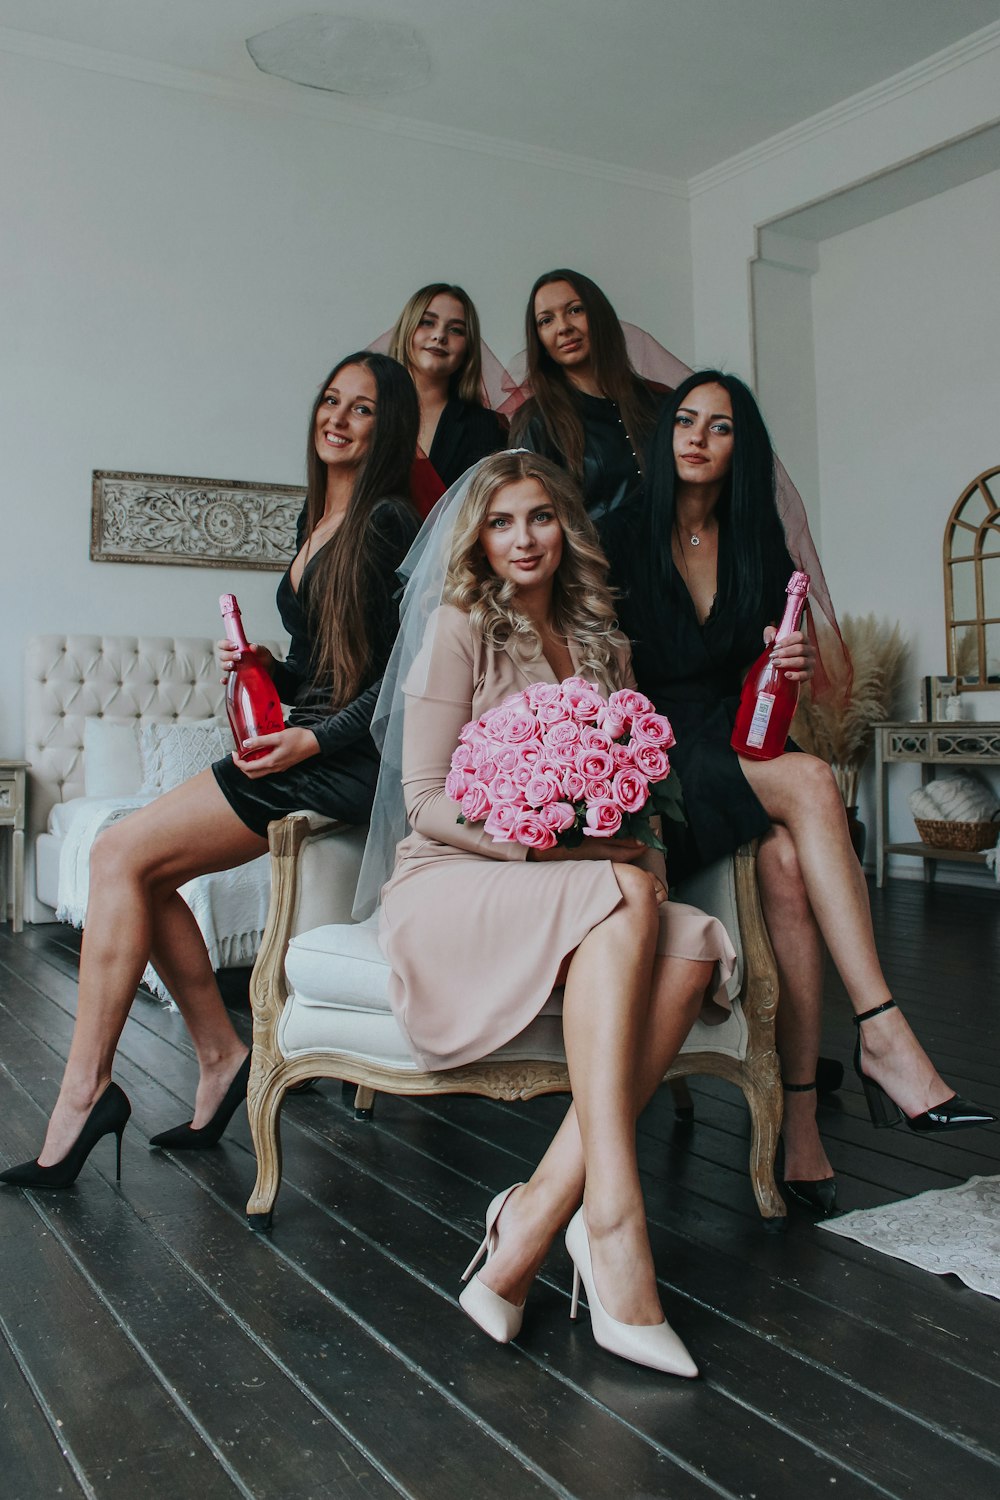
[304,352,418,708]
[511,269,659,476]
[642,370,790,632]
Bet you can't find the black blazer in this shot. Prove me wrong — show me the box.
[429,396,507,488]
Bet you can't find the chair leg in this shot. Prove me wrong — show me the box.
[246,1065,287,1232]
[743,1065,786,1221]
[353,1085,376,1122]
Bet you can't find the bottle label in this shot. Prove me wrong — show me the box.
[745,693,776,749]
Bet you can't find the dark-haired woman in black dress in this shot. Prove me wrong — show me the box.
[2,353,419,1188]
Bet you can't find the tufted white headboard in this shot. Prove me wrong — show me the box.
[23,635,274,921]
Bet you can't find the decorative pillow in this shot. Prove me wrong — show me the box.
[140,721,233,795]
[83,718,143,798]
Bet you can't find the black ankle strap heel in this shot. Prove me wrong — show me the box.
[853,999,995,1133]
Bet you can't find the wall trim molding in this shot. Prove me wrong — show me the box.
[0,24,688,198]
[688,18,1000,198]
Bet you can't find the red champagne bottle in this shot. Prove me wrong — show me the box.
[730,570,810,761]
[219,594,284,761]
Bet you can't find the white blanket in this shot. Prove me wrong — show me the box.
[56,797,271,1004]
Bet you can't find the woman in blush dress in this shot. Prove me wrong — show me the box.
[371,449,738,1376]
[615,370,994,1213]
[387,282,507,516]
[2,353,419,1189]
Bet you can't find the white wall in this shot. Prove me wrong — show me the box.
[0,45,693,761]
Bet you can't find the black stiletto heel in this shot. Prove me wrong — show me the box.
[149,1053,251,1150]
[0,1082,131,1189]
[778,1082,837,1215]
[853,1000,996,1132]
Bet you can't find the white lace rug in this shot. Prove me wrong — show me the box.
[821,1175,1000,1299]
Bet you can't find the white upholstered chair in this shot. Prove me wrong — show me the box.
[245,814,786,1228]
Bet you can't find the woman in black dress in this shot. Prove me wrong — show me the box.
[509,269,668,536]
[387,283,507,517]
[617,370,993,1211]
[2,352,419,1188]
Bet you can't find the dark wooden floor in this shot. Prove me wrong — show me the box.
[1,880,999,1500]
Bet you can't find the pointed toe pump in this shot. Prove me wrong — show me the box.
[0,1082,131,1189]
[564,1210,699,1378]
[458,1183,527,1344]
[854,1001,996,1132]
[779,1083,838,1216]
[149,1053,251,1151]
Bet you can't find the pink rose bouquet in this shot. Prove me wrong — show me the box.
[445,677,685,853]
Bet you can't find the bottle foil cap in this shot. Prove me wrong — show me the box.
[786,571,810,596]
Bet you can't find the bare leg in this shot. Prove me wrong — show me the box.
[38,771,266,1164]
[479,928,713,1310]
[740,753,951,1117]
[755,826,832,1184]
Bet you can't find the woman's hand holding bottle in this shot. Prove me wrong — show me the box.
[231,726,319,778]
[217,639,276,681]
[762,626,815,683]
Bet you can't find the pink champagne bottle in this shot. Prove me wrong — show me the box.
[730,570,810,761]
[219,594,284,761]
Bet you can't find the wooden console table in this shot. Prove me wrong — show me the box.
[0,759,28,932]
[874,722,1000,886]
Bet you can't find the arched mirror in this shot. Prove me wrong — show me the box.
[944,466,1000,687]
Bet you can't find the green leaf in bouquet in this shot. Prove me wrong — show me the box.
[650,769,686,826]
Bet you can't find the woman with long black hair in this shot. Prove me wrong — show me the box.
[615,370,994,1211]
[2,352,419,1188]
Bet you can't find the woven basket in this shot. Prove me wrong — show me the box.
[914,817,1000,851]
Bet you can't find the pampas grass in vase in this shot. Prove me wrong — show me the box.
[792,614,909,809]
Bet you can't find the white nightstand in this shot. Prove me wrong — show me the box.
[0,760,28,932]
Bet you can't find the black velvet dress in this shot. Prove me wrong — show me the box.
[212,497,419,837]
[511,385,666,533]
[614,524,796,881]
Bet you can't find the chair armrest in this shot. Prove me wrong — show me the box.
[249,812,367,1055]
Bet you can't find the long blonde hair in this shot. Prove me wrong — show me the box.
[443,452,626,688]
[388,283,485,406]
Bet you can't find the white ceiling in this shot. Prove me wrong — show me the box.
[3,0,999,177]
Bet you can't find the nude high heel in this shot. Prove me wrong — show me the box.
[564,1209,699,1378]
[458,1182,527,1344]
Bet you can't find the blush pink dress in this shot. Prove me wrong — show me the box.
[379,605,736,1070]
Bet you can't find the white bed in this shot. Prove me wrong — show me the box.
[24,634,280,1001]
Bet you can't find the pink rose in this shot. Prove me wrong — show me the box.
[580,726,613,752]
[492,745,523,774]
[630,712,676,750]
[611,768,650,814]
[541,800,577,834]
[543,720,582,761]
[524,770,563,808]
[597,708,627,739]
[577,748,614,781]
[505,709,543,744]
[492,772,524,804]
[445,766,474,802]
[633,742,670,780]
[607,689,654,725]
[561,767,586,802]
[525,682,563,708]
[513,810,558,851]
[611,742,634,769]
[461,781,492,823]
[582,799,623,838]
[484,802,519,842]
[519,743,543,767]
[563,683,606,723]
[481,706,514,740]
[584,778,613,802]
[450,743,477,771]
[500,690,530,713]
[458,720,488,746]
[560,676,597,696]
[536,700,572,726]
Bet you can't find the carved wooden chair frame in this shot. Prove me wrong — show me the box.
[246,814,785,1229]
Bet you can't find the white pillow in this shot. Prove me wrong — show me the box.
[83,718,143,798]
[140,720,233,794]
